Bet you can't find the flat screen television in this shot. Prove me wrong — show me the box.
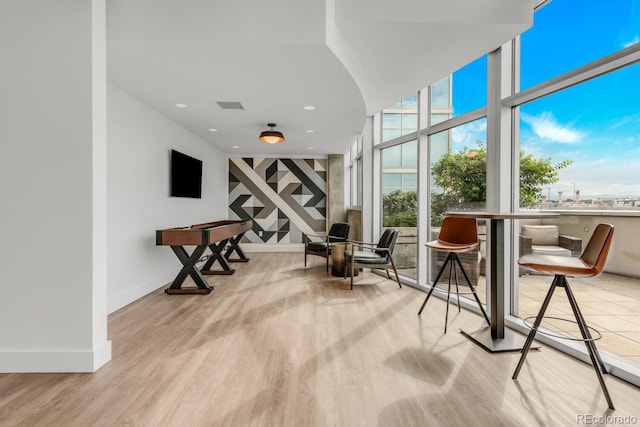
[170,149,202,198]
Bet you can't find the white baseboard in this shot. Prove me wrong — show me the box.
[93,340,113,371]
[108,272,173,314]
[0,340,112,373]
[241,243,304,253]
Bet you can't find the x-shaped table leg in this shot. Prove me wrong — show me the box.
[165,245,212,294]
[224,232,250,262]
[201,238,235,275]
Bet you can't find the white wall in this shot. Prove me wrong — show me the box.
[107,85,228,312]
[0,0,110,372]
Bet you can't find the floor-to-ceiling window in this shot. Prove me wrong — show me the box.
[379,95,420,280]
[381,139,418,279]
[349,0,640,385]
[510,0,640,374]
[428,118,488,295]
[424,49,488,299]
[349,138,363,207]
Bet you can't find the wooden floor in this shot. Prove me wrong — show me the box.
[401,265,640,365]
[2,253,640,426]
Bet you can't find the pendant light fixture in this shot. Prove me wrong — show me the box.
[259,123,285,144]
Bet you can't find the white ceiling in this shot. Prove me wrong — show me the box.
[106,0,532,156]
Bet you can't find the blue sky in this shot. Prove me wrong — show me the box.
[451,0,640,199]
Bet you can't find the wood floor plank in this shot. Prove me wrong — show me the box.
[1,252,639,426]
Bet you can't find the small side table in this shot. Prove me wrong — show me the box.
[331,243,358,277]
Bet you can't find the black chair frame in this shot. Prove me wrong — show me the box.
[304,222,350,272]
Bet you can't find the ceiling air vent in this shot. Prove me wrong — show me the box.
[217,101,244,110]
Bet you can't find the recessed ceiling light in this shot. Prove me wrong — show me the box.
[174,103,188,108]
[308,146,314,150]
[303,105,315,111]
[232,145,239,149]
[208,128,218,132]
[305,129,315,133]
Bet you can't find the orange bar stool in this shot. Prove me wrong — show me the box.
[513,223,615,410]
[418,216,490,333]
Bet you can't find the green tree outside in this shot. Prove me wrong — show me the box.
[382,141,572,227]
[383,189,417,227]
[431,142,571,225]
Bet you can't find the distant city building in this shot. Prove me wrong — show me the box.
[534,195,640,210]
[381,79,453,195]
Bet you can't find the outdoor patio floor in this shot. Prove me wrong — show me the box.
[514,272,640,367]
[400,268,640,367]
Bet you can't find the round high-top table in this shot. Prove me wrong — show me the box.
[331,243,359,277]
[445,211,559,352]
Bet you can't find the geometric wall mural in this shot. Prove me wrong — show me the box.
[228,157,327,243]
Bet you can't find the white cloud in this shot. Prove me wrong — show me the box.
[451,119,487,147]
[521,112,584,143]
[623,35,640,48]
[554,156,640,198]
[451,128,474,146]
[607,112,640,131]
